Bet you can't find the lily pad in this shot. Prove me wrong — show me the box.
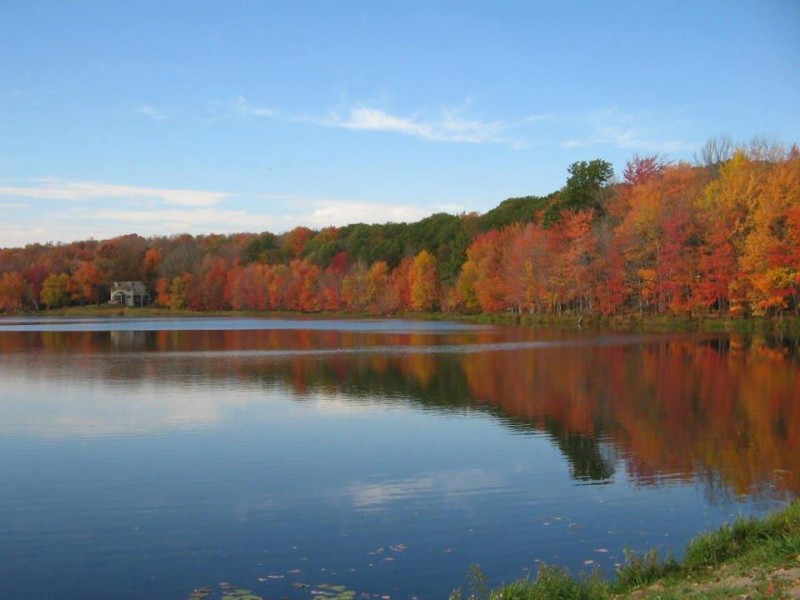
[221,588,263,600]
[188,588,212,600]
[314,583,356,600]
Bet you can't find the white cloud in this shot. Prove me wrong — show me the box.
[86,206,284,231]
[562,107,695,154]
[0,224,50,248]
[324,106,509,144]
[135,104,168,120]
[0,178,228,207]
[1,159,489,246]
[80,197,430,234]
[231,96,551,148]
[0,178,441,246]
[305,199,429,227]
[234,95,275,117]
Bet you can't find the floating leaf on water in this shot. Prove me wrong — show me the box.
[291,582,310,589]
[189,588,212,600]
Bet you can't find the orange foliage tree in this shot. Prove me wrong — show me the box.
[0,271,30,312]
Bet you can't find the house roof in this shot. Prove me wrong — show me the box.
[112,281,147,292]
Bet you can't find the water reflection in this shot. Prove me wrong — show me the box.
[1,322,798,500]
[341,469,505,510]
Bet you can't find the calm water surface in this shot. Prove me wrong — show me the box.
[1,317,798,599]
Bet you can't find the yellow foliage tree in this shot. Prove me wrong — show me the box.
[408,250,439,312]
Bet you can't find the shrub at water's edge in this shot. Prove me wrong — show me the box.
[450,501,800,599]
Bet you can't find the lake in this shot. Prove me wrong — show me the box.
[0,317,798,599]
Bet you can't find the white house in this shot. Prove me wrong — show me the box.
[110,281,150,307]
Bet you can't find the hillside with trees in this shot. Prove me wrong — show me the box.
[1,140,798,318]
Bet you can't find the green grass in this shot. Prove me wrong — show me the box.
[451,502,800,600]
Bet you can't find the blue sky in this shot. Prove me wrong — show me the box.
[1,1,798,247]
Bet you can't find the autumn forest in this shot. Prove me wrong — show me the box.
[1,140,799,318]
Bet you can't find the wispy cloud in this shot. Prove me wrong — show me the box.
[561,107,695,154]
[81,197,430,232]
[233,95,275,118]
[0,178,228,207]
[304,198,429,226]
[0,177,442,246]
[232,96,550,148]
[134,104,168,120]
[84,206,280,232]
[323,106,510,144]
[560,140,587,149]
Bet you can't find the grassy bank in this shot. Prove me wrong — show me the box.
[455,501,800,600]
[475,311,800,334]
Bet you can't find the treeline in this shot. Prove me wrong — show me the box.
[0,140,798,316]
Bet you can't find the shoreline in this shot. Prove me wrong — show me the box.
[5,304,800,335]
[455,501,800,599]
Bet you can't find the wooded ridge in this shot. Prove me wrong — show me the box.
[1,140,798,318]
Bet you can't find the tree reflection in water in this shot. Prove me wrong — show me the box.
[1,323,798,499]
